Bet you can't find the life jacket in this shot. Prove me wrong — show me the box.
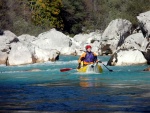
[78,51,97,65]
[84,51,95,63]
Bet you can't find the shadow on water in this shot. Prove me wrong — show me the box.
[0,56,150,112]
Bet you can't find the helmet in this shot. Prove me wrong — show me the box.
[85,45,92,50]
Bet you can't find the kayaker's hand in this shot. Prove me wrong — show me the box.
[77,63,81,69]
[91,65,94,68]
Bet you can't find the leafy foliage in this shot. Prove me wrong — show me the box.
[0,0,150,35]
[0,0,9,29]
[83,0,150,31]
[28,0,63,30]
[61,0,86,34]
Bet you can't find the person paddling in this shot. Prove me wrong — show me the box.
[77,45,101,69]
[60,44,112,72]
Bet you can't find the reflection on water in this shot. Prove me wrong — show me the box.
[79,76,104,88]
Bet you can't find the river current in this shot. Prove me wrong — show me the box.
[0,56,149,112]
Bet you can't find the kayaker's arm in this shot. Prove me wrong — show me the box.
[78,52,86,63]
[93,52,99,63]
[77,63,81,69]
[78,52,86,69]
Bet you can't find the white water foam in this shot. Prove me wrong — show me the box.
[14,60,78,67]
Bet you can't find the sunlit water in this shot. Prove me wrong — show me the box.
[0,56,149,112]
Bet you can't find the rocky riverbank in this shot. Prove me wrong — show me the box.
[0,11,150,66]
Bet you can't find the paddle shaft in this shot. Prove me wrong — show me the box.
[102,63,113,72]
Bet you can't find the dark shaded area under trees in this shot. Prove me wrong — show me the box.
[0,0,150,36]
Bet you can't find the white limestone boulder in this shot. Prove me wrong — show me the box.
[17,33,61,62]
[0,30,17,52]
[17,29,102,56]
[7,42,33,66]
[102,19,132,40]
[33,47,60,63]
[18,34,37,43]
[73,31,102,55]
[120,33,149,51]
[0,51,8,65]
[73,31,102,44]
[101,19,132,53]
[17,34,38,54]
[137,11,150,38]
[31,29,78,55]
[107,49,147,66]
[3,30,17,40]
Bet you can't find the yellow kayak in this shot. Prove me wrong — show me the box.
[77,64,103,73]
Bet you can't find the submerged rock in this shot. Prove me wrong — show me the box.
[143,67,150,71]
[107,49,147,66]
[26,68,41,72]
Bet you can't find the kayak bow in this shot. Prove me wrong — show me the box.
[77,64,103,73]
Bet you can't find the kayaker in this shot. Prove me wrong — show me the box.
[77,45,101,69]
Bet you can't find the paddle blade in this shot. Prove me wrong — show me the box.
[109,69,113,72]
[60,68,73,72]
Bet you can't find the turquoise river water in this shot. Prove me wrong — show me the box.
[0,56,149,113]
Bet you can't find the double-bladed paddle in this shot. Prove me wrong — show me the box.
[60,68,76,72]
[60,61,113,72]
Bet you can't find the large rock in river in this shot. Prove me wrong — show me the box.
[17,34,38,54]
[101,19,132,53]
[33,47,60,63]
[73,31,102,45]
[142,43,150,64]
[137,11,150,38]
[73,31,102,55]
[32,29,78,55]
[0,51,8,65]
[17,33,61,63]
[0,30,17,53]
[119,33,149,51]
[7,42,33,66]
[107,49,147,66]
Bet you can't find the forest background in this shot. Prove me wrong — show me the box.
[0,0,150,36]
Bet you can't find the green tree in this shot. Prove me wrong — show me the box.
[83,0,150,31]
[61,0,86,34]
[28,0,63,30]
[0,0,9,29]
[0,0,32,35]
